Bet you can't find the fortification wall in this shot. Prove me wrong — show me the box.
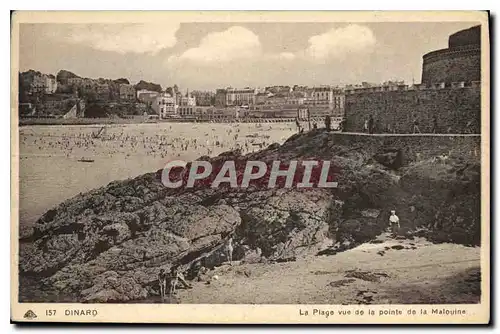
[329,133,480,164]
[421,46,481,84]
[344,86,481,133]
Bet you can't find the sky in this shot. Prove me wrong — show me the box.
[18,21,479,91]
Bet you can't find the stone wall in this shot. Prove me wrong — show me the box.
[328,133,481,165]
[344,86,481,134]
[36,98,77,116]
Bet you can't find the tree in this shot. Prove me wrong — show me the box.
[134,80,162,92]
[56,70,79,85]
[18,72,31,103]
[113,78,130,85]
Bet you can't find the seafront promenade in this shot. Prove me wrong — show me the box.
[18,117,327,126]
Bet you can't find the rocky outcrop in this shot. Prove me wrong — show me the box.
[373,148,403,170]
[19,130,481,302]
[399,155,481,245]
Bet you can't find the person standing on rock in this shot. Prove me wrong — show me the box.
[368,115,374,134]
[413,117,421,134]
[374,119,381,134]
[389,210,400,236]
[386,123,392,134]
[226,237,234,266]
[364,119,369,133]
[158,268,168,300]
[432,115,439,133]
[169,265,192,295]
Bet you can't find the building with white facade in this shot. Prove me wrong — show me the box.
[304,86,345,118]
[298,107,309,120]
[45,75,57,94]
[153,93,176,118]
[216,87,256,107]
[226,87,256,106]
[177,105,195,118]
[30,73,58,94]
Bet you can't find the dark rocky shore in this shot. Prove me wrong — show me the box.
[19,130,481,302]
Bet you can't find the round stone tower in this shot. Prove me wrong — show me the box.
[421,25,481,85]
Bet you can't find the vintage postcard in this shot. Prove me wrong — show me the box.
[11,11,490,324]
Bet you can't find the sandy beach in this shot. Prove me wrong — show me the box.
[172,234,480,305]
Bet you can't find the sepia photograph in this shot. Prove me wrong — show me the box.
[10,11,490,324]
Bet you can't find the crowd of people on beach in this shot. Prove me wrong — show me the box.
[19,123,301,162]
